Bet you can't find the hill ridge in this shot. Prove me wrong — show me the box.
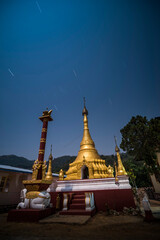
[0,154,129,173]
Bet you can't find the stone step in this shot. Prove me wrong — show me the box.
[59,209,95,216]
[72,195,85,200]
[70,203,85,210]
[71,199,85,204]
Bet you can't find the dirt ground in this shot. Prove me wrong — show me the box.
[0,212,160,240]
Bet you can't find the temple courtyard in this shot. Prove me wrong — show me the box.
[0,214,159,240]
[0,200,160,240]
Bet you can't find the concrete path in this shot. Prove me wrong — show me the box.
[39,212,91,224]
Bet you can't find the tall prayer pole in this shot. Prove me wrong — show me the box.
[37,109,53,179]
[23,109,53,192]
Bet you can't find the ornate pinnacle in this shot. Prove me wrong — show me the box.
[82,97,88,116]
[114,136,120,152]
[50,144,52,155]
[49,145,53,160]
[114,136,117,145]
[39,109,53,122]
[83,97,86,107]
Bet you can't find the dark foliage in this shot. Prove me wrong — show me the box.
[120,116,160,175]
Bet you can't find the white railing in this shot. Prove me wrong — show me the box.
[85,192,95,211]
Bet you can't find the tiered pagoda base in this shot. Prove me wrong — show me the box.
[50,176,135,212]
[7,207,55,222]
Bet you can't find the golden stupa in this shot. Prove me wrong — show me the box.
[45,145,53,181]
[114,137,127,176]
[65,99,114,180]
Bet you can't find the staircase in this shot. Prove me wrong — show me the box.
[59,193,95,216]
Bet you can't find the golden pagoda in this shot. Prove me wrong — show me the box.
[114,136,127,176]
[45,145,53,181]
[65,98,114,180]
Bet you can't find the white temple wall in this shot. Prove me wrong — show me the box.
[0,171,32,206]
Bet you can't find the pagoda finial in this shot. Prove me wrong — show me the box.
[114,136,117,145]
[50,144,52,155]
[82,97,88,116]
[83,97,86,107]
[114,136,119,152]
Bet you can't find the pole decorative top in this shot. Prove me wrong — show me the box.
[39,109,53,122]
[49,144,53,161]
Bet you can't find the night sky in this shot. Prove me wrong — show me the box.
[0,0,160,160]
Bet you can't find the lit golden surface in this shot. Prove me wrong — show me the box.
[116,151,127,176]
[40,138,46,143]
[42,128,47,132]
[114,138,127,176]
[45,153,53,181]
[65,105,114,180]
[39,149,45,154]
[31,159,47,180]
[26,191,41,199]
[59,169,64,180]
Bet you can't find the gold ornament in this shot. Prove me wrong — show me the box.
[59,169,64,181]
[32,159,40,180]
[26,191,41,199]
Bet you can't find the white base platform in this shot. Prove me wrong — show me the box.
[55,176,131,192]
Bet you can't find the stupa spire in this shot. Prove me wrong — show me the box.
[114,136,127,176]
[80,98,97,152]
[65,100,114,180]
[45,145,53,181]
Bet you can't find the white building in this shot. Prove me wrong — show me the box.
[0,165,59,211]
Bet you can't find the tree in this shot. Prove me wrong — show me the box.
[120,116,160,175]
[123,159,152,187]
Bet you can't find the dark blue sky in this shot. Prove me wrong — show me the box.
[0,0,160,160]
